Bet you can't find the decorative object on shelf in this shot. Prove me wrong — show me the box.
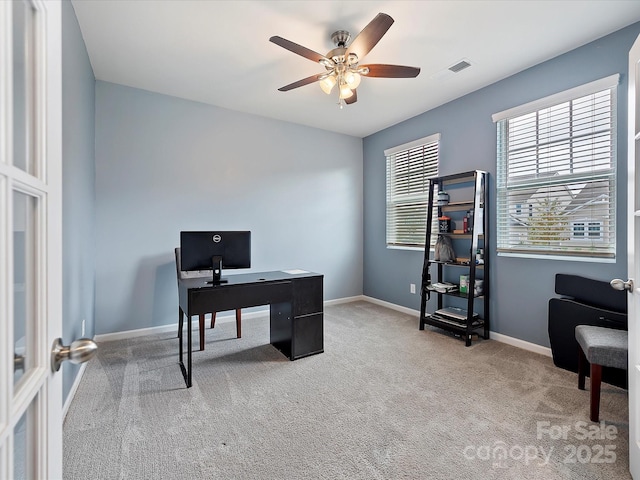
[434,234,456,262]
[269,13,420,108]
[473,279,484,296]
[459,275,469,294]
[437,190,450,206]
[438,215,451,233]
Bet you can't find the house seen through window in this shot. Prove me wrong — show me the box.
[385,133,440,249]
[493,74,618,259]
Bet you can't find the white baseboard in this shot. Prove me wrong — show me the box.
[63,361,88,421]
[92,295,553,357]
[488,331,552,357]
[93,308,271,343]
[94,323,179,342]
[325,295,367,306]
[93,298,371,343]
[362,295,420,317]
[360,295,552,358]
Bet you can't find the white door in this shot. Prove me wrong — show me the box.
[1,1,63,478]
[627,33,640,480]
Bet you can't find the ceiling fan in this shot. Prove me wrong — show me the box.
[269,13,420,108]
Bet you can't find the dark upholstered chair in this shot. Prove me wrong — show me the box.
[575,325,628,422]
[175,248,241,351]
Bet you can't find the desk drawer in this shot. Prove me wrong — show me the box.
[293,277,323,316]
[293,313,323,359]
[190,281,291,314]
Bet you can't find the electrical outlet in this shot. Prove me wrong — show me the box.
[81,319,85,337]
[410,283,416,294]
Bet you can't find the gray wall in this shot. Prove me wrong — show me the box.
[94,82,363,335]
[363,22,640,347]
[61,0,96,400]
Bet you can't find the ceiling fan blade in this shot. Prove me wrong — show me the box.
[345,89,357,105]
[277,73,325,92]
[269,36,330,63]
[362,64,421,78]
[345,13,394,59]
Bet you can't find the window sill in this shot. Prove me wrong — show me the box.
[497,251,615,263]
[387,245,429,252]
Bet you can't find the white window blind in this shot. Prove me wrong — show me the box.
[385,134,440,248]
[494,75,617,259]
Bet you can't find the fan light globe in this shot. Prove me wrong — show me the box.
[339,83,353,99]
[319,75,337,94]
[345,72,361,89]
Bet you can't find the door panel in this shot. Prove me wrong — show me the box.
[1,1,63,479]
[627,33,640,480]
[13,189,37,388]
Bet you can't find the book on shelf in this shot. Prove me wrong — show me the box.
[426,282,458,293]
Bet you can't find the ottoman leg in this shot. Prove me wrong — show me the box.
[578,346,587,391]
[590,363,602,422]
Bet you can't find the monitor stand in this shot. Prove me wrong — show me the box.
[207,255,228,284]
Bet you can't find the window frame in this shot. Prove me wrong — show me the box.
[384,133,440,250]
[492,74,618,261]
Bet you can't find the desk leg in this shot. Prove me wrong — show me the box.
[270,302,293,360]
[187,313,192,387]
[178,306,192,388]
[178,307,183,360]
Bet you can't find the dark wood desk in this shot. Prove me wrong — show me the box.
[178,270,324,387]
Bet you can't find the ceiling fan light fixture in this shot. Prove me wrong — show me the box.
[345,71,361,89]
[271,13,420,108]
[339,82,353,99]
[319,75,337,94]
[319,58,335,69]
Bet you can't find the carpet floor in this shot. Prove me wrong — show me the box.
[63,301,629,479]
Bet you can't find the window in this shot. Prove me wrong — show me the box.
[571,221,603,241]
[385,133,440,248]
[493,75,618,259]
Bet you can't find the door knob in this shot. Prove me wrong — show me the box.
[14,353,25,372]
[51,337,98,372]
[610,278,634,292]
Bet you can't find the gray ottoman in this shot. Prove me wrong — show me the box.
[575,325,628,422]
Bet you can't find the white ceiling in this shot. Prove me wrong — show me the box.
[71,0,640,138]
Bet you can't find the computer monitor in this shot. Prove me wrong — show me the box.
[180,231,251,284]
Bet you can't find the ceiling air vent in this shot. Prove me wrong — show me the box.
[448,60,471,73]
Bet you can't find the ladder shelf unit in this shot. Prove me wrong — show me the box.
[419,170,489,346]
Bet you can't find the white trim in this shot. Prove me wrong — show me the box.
[62,362,88,421]
[383,133,441,156]
[93,324,182,343]
[497,251,616,263]
[362,295,421,317]
[93,299,366,342]
[324,295,366,306]
[360,295,552,357]
[386,245,425,252]
[492,73,619,122]
[92,295,553,359]
[93,309,268,342]
[488,331,552,357]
